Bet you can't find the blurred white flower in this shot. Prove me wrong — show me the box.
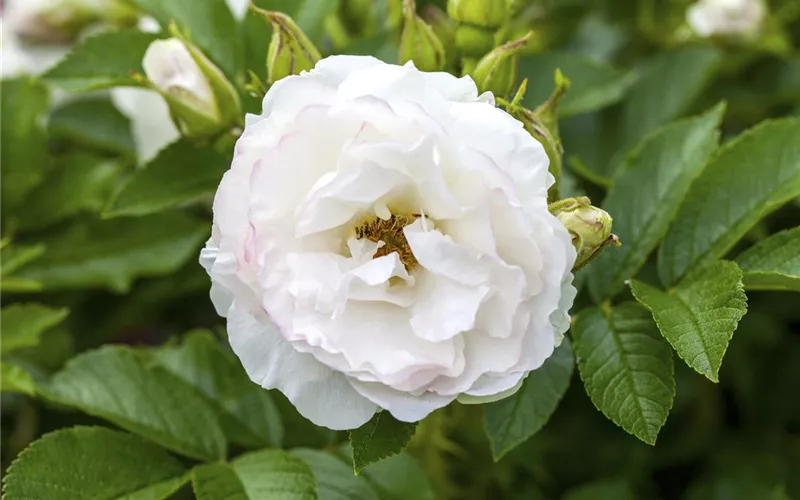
[225,0,250,21]
[110,87,180,164]
[687,0,765,38]
[201,55,577,430]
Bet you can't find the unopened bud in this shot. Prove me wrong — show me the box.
[142,28,242,139]
[400,0,446,72]
[423,6,457,70]
[550,197,620,270]
[253,8,321,84]
[470,31,532,97]
[8,0,137,44]
[339,0,374,37]
[447,0,507,29]
[454,24,496,58]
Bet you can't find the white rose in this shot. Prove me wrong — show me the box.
[687,0,765,38]
[201,55,577,430]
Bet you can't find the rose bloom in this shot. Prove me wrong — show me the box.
[687,0,765,38]
[201,56,576,430]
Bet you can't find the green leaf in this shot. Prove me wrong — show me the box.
[335,445,435,500]
[192,450,318,499]
[520,52,637,117]
[17,213,207,293]
[105,140,229,218]
[619,46,720,149]
[43,30,160,91]
[1,77,50,213]
[1,244,45,277]
[659,119,800,285]
[589,103,725,300]
[1,362,36,395]
[0,304,69,355]
[48,96,136,158]
[736,227,800,292]
[292,449,380,500]
[18,154,124,230]
[350,411,417,474]
[43,346,227,461]
[631,261,747,382]
[127,0,241,77]
[563,479,636,500]
[2,426,188,500]
[156,330,284,449]
[483,339,575,460]
[572,303,675,445]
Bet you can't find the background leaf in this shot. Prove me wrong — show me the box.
[43,346,227,461]
[48,96,136,158]
[736,227,800,292]
[520,52,637,117]
[1,363,36,395]
[156,330,284,449]
[1,78,50,214]
[2,427,187,500]
[483,339,575,460]
[658,119,800,285]
[105,140,230,218]
[335,446,435,500]
[18,154,124,230]
[17,213,207,293]
[0,304,69,355]
[42,30,161,91]
[350,411,417,474]
[589,104,724,300]
[631,261,747,382]
[292,449,380,500]
[572,303,675,445]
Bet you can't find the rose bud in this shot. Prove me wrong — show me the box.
[251,8,321,84]
[201,55,578,430]
[400,0,446,72]
[447,0,508,29]
[550,197,620,270]
[142,29,241,139]
[470,31,533,98]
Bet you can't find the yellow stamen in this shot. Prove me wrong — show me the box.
[355,214,419,270]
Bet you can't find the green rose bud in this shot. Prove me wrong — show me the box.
[400,0,446,72]
[253,8,321,84]
[549,197,620,271]
[454,23,496,58]
[422,5,458,70]
[339,0,374,37]
[469,31,532,98]
[140,24,242,139]
[447,0,508,29]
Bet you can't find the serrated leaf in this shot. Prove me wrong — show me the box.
[192,464,248,500]
[42,30,160,91]
[48,96,136,157]
[631,261,747,382]
[292,449,380,500]
[156,330,283,449]
[619,46,720,149]
[0,303,69,355]
[589,104,725,300]
[350,411,417,474]
[42,346,227,461]
[520,52,637,117]
[736,227,800,292]
[572,303,675,445]
[18,154,124,230]
[2,426,188,500]
[659,119,800,285]
[1,362,36,395]
[105,140,229,218]
[335,445,435,500]
[127,0,241,77]
[17,213,207,293]
[1,77,50,213]
[483,339,575,460]
[213,449,317,499]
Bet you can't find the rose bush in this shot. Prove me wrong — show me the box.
[201,55,577,429]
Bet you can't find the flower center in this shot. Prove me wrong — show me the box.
[355,213,419,270]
